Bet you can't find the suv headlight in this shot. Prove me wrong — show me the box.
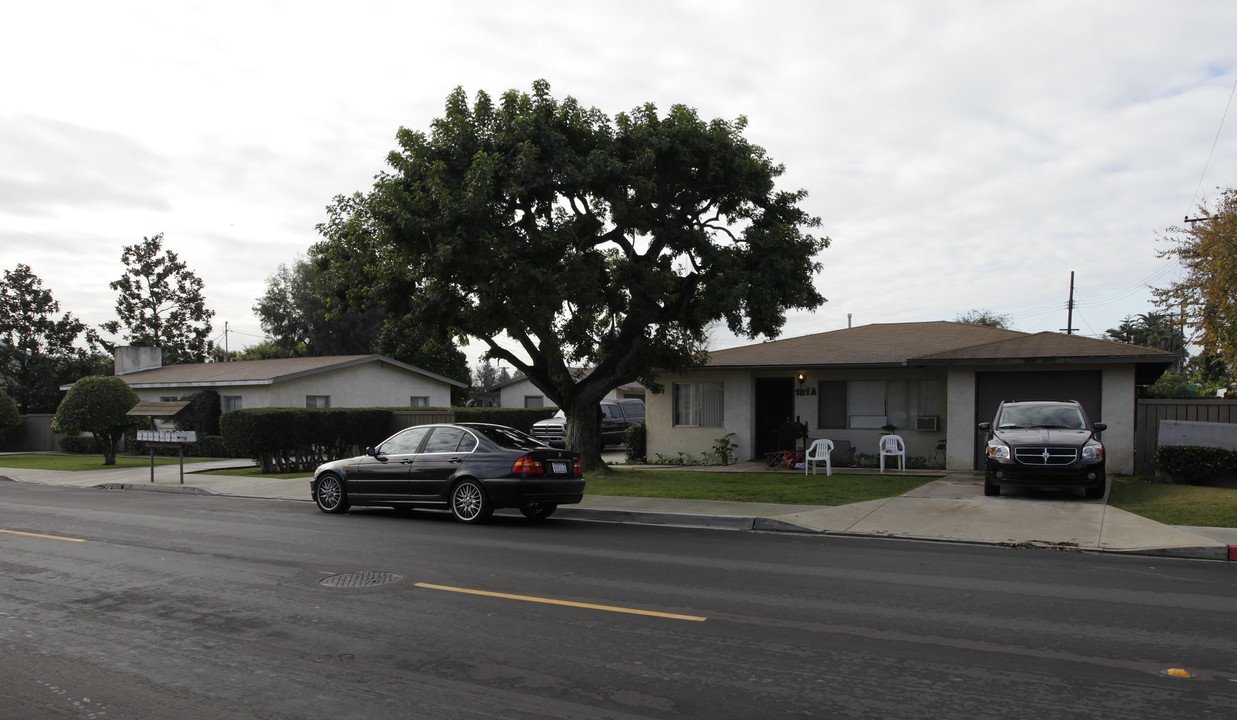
[1082,440,1103,462]
[986,440,1010,460]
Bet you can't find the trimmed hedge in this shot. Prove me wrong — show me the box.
[221,408,389,473]
[1155,445,1237,486]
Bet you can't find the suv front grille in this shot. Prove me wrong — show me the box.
[1013,447,1078,466]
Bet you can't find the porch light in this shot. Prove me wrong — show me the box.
[798,372,805,387]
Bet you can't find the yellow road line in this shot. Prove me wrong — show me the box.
[0,529,87,543]
[415,583,706,622]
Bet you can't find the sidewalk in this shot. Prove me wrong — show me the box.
[2,459,1234,561]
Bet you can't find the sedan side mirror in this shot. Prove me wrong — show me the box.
[366,446,380,457]
[977,422,992,432]
[1093,423,1107,432]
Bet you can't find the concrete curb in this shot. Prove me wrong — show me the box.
[96,482,216,495]
[13,476,1232,563]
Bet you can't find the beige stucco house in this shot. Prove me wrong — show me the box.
[646,322,1176,474]
[495,374,645,409]
[101,347,465,410]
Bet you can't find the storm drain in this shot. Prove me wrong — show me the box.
[319,571,403,588]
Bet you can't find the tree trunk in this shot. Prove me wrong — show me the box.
[563,398,605,473]
[98,433,118,466]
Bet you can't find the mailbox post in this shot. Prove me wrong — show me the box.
[136,429,198,483]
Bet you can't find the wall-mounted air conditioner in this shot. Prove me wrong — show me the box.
[915,416,939,431]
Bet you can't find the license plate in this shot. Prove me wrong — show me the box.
[551,462,568,474]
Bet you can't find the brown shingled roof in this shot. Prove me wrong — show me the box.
[705,321,1178,369]
[112,354,466,388]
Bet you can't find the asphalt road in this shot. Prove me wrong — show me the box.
[2,480,1236,719]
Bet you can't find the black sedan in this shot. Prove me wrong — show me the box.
[310,423,585,523]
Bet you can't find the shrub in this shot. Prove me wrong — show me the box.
[1155,445,1237,486]
[625,421,646,463]
[51,376,141,465]
[59,435,99,454]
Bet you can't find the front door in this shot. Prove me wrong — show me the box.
[754,377,796,458]
[409,426,476,499]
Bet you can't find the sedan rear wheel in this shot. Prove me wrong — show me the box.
[315,473,349,514]
[450,479,492,524]
[519,502,558,520]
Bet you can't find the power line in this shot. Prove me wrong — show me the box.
[1188,71,1237,213]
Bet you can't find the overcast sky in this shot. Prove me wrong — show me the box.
[4,1,1236,370]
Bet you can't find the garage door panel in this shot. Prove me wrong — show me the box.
[974,370,1102,470]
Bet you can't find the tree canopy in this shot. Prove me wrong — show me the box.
[253,256,469,393]
[102,233,215,364]
[1153,187,1237,370]
[0,263,109,413]
[954,308,1012,329]
[313,81,829,467]
[51,375,141,465]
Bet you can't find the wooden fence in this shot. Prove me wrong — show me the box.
[3,414,66,452]
[1134,399,1237,477]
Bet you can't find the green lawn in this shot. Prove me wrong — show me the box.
[585,467,934,506]
[1107,477,1237,528]
[0,453,213,471]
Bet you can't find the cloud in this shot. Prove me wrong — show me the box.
[0,115,173,217]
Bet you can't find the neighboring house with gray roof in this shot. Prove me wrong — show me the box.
[93,347,465,411]
[495,372,645,409]
[647,321,1177,474]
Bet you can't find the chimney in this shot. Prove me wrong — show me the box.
[114,346,163,375]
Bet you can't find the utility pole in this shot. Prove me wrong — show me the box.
[1060,271,1079,335]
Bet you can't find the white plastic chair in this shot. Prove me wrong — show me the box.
[879,434,906,472]
[804,439,833,476]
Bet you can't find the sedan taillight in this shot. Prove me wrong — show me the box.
[512,456,544,475]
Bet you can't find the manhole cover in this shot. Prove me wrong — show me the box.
[319,571,403,588]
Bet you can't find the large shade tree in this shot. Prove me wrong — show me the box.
[314,81,829,468]
[102,233,215,364]
[0,264,109,413]
[254,256,469,392]
[1153,188,1237,369]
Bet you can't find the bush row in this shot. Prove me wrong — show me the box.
[1155,445,1237,486]
[221,408,390,473]
[58,407,560,472]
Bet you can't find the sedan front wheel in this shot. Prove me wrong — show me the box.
[450,479,493,524]
[314,474,349,514]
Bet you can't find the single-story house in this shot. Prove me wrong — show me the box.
[646,322,1177,474]
[495,373,645,409]
[94,347,465,410]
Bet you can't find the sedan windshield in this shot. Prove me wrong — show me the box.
[997,405,1086,430]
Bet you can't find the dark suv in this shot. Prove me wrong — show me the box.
[977,400,1107,499]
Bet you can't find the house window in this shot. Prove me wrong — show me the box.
[306,395,331,408]
[818,381,847,428]
[524,395,544,408]
[673,382,724,427]
[222,396,242,412]
[817,380,943,431]
[160,396,179,402]
[410,396,429,407]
